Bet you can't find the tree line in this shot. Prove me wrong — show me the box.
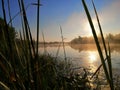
[70,33,120,44]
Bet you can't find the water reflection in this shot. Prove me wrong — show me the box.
[39,44,120,73]
[89,51,97,63]
[70,44,97,52]
[69,44,120,73]
[70,44,120,53]
[39,43,120,88]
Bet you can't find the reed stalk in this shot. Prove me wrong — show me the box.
[36,0,40,56]
[108,42,114,89]
[18,0,33,88]
[7,0,13,27]
[8,3,32,25]
[60,26,67,61]
[2,0,18,83]
[42,30,47,54]
[81,0,114,89]
[55,43,61,61]
[91,0,108,57]
[91,0,114,89]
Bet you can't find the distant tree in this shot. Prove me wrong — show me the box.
[106,33,120,43]
[70,36,95,44]
[71,33,120,44]
[113,34,120,43]
[71,38,80,44]
[106,33,114,42]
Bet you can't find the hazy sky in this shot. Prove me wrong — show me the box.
[0,0,120,42]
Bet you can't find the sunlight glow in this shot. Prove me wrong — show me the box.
[83,22,92,36]
[90,54,96,62]
[89,52,97,63]
[83,19,99,37]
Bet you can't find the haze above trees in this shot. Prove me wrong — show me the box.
[70,33,120,44]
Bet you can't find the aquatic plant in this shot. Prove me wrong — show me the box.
[82,0,114,89]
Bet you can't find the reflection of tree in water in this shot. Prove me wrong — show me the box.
[69,44,120,53]
[70,44,97,52]
[110,44,120,53]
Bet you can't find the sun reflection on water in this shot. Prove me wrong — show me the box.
[89,51,97,63]
[87,51,98,72]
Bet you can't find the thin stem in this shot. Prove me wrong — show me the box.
[82,0,110,86]
[91,0,114,89]
[36,0,40,56]
[91,0,108,57]
[42,30,47,54]
[7,0,13,26]
[60,26,66,60]
[2,0,18,89]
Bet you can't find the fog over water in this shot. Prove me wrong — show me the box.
[39,44,120,73]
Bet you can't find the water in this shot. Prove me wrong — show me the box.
[39,44,120,89]
[39,44,120,73]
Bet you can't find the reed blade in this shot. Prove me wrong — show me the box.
[91,0,108,57]
[1,0,18,84]
[82,0,110,85]
[0,81,10,90]
[91,0,114,89]
[90,58,107,79]
[108,42,114,89]
[60,26,67,61]
[42,30,47,54]
[36,0,40,56]
[55,42,61,61]
[7,0,13,27]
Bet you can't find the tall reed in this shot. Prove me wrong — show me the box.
[91,0,114,89]
[41,30,47,54]
[82,0,114,89]
[60,26,67,61]
[7,0,12,27]
[36,0,40,56]
[1,0,17,84]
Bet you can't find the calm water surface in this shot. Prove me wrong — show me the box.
[39,44,120,74]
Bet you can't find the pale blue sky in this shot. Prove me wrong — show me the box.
[0,0,120,42]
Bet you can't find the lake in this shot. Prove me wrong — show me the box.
[39,44,120,74]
